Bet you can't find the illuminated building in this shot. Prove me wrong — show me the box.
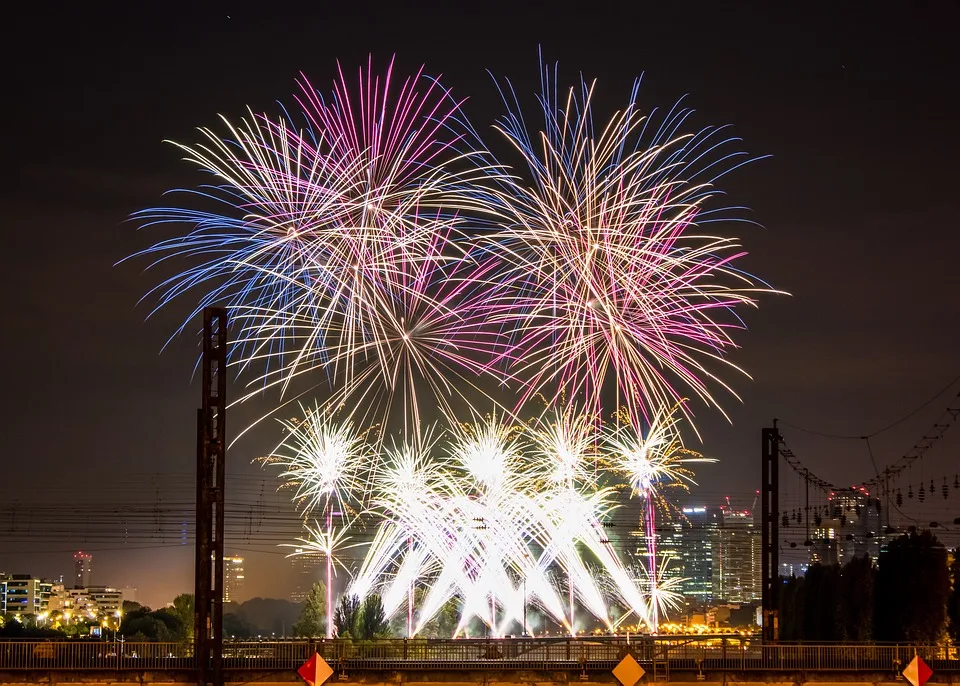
[811,487,882,565]
[674,506,721,600]
[73,551,92,588]
[224,556,245,603]
[632,506,721,601]
[86,587,124,614]
[1,575,53,615]
[713,509,760,602]
[289,549,324,602]
[48,584,126,616]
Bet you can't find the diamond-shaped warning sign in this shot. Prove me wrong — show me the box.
[903,655,933,686]
[298,652,334,686]
[613,653,646,686]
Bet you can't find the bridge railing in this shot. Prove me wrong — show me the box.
[654,641,959,672]
[0,640,191,670]
[0,638,956,672]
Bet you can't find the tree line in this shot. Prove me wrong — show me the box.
[289,582,391,639]
[778,531,960,643]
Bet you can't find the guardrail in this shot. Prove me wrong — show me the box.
[0,638,956,672]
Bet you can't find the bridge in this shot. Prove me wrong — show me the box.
[1,638,958,685]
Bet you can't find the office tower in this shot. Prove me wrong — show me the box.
[676,507,721,600]
[635,506,721,602]
[713,509,760,602]
[73,551,92,588]
[289,549,324,602]
[224,556,245,603]
[810,487,882,565]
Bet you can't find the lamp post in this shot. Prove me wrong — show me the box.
[522,575,527,636]
[521,551,531,637]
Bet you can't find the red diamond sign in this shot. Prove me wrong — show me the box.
[903,655,933,686]
[298,652,334,686]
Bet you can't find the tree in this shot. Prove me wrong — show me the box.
[947,548,959,644]
[839,554,874,641]
[223,612,254,639]
[122,600,142,614]
[357,594,390,639]
[874,530,949,643]
[119,607,185,641]
[777,575,804,641]
[418,598,460,638]
[292,581,326,637]
[234,597,301,636]
[800,563,841,641]
[333,594,361,638]
[170,594,194,642]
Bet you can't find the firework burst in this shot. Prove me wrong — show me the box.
[128,56,777,638]
[128,57,506,436]
[487,62,775,427]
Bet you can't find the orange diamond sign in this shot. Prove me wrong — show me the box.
[613,653,646,686]
[298,652,334,686]
[903,655,933,686]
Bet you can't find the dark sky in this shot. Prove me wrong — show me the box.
[3,2,959,608]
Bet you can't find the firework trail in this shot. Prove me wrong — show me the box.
[128,57,777,637]
[260,404,370,636]
[333,411,717,636]
[128,57,507,438]
[605,404,716,629]
[487,61,775,428]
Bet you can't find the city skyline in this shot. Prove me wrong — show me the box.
[2,3,959,613]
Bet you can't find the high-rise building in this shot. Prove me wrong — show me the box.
[73,551,92,588]
[290,549,324,602]
[629,503,760,605]
[224,556,245,603]
[631,506,721,602]
[675,507,722,600]
[809,487,882,566]
[713,509,760,602]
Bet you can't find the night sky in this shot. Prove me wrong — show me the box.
[3,2,959,608]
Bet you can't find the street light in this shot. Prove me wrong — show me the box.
[522,552,530,637]
[522,575,527,636]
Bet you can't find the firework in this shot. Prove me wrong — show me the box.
[605,404,715,630]
[327,411,716,636]
[129,57,775,638]
[606,404,716,509]
[128,57,506,436]
[261,404,369,515]
[261,405,370,636]
[487,62,774,427]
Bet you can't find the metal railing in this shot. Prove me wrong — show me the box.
[0,640,192,670]
[0,638,956,672]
